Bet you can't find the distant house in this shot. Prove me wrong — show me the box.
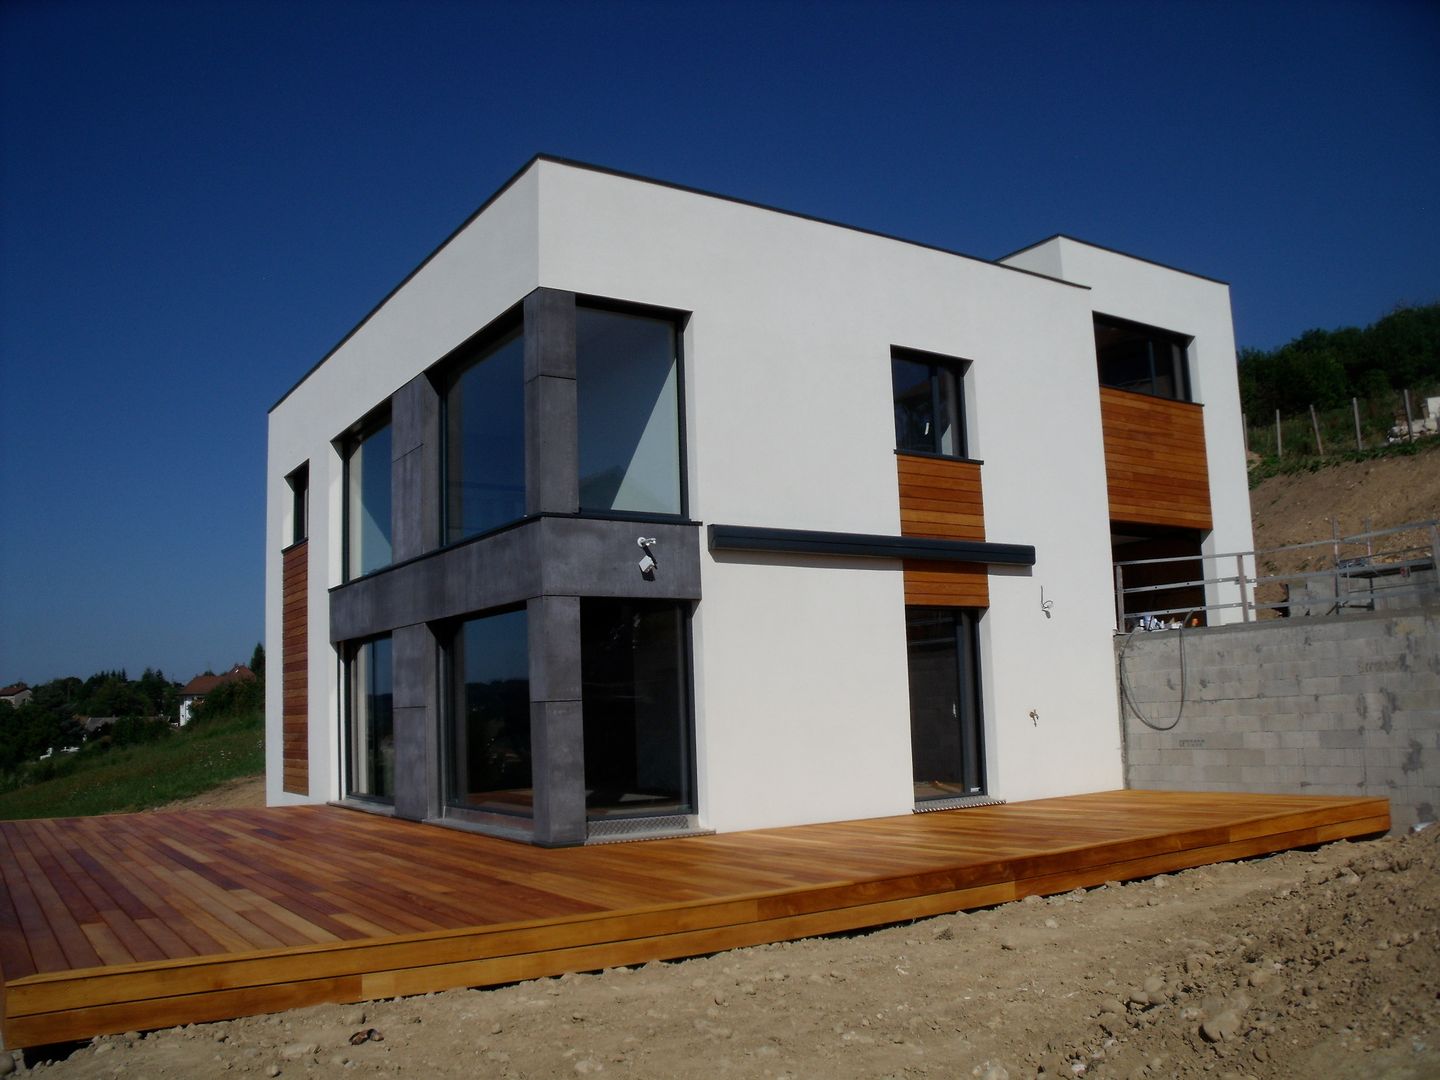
[0,682,32,709]
[177,665,255,726]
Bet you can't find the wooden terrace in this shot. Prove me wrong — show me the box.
[0,789,1388,1049]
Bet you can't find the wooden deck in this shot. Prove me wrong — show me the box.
[0,789,1388,1049]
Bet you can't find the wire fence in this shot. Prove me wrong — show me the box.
[1244,386,1440,461]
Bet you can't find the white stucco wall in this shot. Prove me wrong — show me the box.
[265,159,1248,828]
[535,163,1124,826]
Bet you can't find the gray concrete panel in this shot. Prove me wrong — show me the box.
[529,698,586,846]
[330,516,702,641]
[391,623,439,822]
[523,289,577,381]
[525,375,579,515]
[529,594,582,702]
[390,374,440,563]
[538,517,702,599]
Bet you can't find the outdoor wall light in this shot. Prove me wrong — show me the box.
[637,537,658,578]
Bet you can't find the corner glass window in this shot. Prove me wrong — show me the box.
[1095,315,1191,401]
[442,327,525,543]
[344,635,393,803]
[445,608,532,818]
[581,598,693,819]
[344,414,392,580]
[892,349,966,457]
[577,307,682,516]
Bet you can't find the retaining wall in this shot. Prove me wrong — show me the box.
[1117,608,1440,831]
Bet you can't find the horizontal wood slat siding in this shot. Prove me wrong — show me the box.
[281,543,308,795]
[897,454,987,606]
[1100,388,1212,530]
[0,792,1387,1047]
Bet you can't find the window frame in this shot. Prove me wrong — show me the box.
[891,346,971,460]
[1093,313,1194,402]
[285,462,309,548]
[574,295,690,521]
[436,313,527,547]
[341,633,395,807]
[340,405,393,583]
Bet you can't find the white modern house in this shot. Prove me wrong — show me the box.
[265,156,1252,846]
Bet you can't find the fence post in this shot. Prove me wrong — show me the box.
[1353,397,1363,451]
[1236,553,1251,622]
[1275,409,1282,457]
[1332,518,1342,609]
[1404,389,1415,441]
[1114,564,1126,632]
[1242,412,1249,454]
[1310,404,1325,457]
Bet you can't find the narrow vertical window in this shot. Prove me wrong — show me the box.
[345,635,394,803]
[441,327,525,543]
[287,463,309,547]
[576,306,682,516]
[445,608,532,817]
[906,607,984,801]
[892,349,967,457]
[344,414,392,580]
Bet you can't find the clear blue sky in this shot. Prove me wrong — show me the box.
[1,0,1436,684]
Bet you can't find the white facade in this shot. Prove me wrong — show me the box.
[265,157,1252,838]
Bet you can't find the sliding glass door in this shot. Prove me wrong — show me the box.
[905,607,984,801]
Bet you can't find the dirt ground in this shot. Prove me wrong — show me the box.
[10,823,1437,1080]
[1248,448,1440,573]
[147,775,267,812]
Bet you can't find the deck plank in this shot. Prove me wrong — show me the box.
[0,790,1388,1048]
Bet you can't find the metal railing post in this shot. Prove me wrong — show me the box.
[1114,564,1126,632]
[1236,553,1251,622]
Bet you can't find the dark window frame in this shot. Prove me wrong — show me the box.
[434,310,527,547]
[438,604,534,824]
[1094,313,1194,402]
[286,462,309,547]
[574,295,690,521]
[905,605,985,802]
[341,632,395,807]
[891,346,971,459]
[339,404,393,583]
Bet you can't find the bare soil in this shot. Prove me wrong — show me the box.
[147,775,266,812]
[12,824,1438,1080]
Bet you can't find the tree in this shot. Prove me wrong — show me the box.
[249,642,266,683]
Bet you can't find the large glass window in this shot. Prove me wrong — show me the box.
[1095,315,1191,400]
[581,599,692,818]
[905,607,984,801]
[445,608,532,817]
[892,349,966,456]
[442,327,526,543]
[576,307,682,516]
[344,635,394,803]
[286,462,308,546]
[344,415,392,580]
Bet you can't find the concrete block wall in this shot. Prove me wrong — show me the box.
[1117,608,1440,831]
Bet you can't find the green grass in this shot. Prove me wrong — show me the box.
[1246,433,1440,488]
[0,709,264,820]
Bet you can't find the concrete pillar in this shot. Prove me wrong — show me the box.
[390,372,440,562]
[528,594,586,845]
[390,622,439,822]
[524,289,578,516]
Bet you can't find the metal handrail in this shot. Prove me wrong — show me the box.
[1113,519,1439,630]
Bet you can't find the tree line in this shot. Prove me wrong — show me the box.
[1238,302,1440,419]
[0,646,264,776]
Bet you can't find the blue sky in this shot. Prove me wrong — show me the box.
[1,0,1436,684]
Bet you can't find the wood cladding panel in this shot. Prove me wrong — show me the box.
[281,543,308,795]
[1100,388,1212,530]
[897,454,988,606]
[0,792,1387,1047]
[896,454,985,541]
[902,560,989,607]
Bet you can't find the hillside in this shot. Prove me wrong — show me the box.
[1249,444,1440,583]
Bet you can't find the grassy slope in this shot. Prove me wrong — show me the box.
[0,710,263,821]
